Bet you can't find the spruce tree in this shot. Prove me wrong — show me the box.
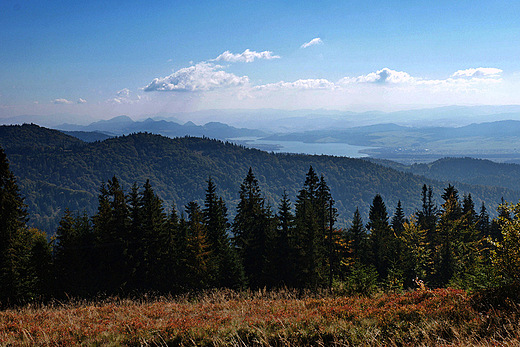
[367,194,396,281]
[434,184,464,286]
[391,200,406,235]
[185,201,211,289]
[0,146,51,304]
[232,168,271,288]
[268,190,295,287]
[140,180,169,291]
[91,177,129,294]
[203,177,244,289]
[294,166,321,288]
[476,202,490,238]
[417,185,437,243]
[346,207,368,265]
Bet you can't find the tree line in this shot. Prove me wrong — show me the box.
[1,145,519,306]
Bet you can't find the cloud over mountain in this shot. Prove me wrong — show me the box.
[144,63,249,92]
[214,49,280,63]
[255,78,336,91]
[339,68,415,84]
[52,98,74,104]
[452,68,502,78]
[301,38,323,48]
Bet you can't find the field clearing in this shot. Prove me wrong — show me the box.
[1,288,519,346]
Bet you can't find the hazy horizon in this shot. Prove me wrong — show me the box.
[2,1,520,125]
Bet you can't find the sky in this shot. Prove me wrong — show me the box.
[1,0,520,123]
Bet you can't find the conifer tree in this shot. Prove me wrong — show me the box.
[172,211,191,291]
[232,168,271,288]
[203,177,244,289]
[267,190,295,287]
[293,167,336,288]
[54,208,79,295]
[417,185,437,242]
[477,202,490,238]
[140,180,169,291]
[462,193,477,225]
[399,217,430,287]
[91,177,129,293]
[434,184,464,286]
[391,200,406,235]
[367,194,396,281]
[294,166,321,288]
[0,146,51,304]
[346,207,368,265]
[185,201,211,289]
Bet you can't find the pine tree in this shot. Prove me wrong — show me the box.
[140,180,169,291]
[186,201,211,289]
[294,166,321,288]
[268,190,295,287]
[0,146,51,304]
[232,168,271,288]
[346,208,368,265]
[91,177,129,294]
[367,194,396,281]
[172,210,191,291]
[391,200,406,235]
[417,185,437,243]
[477,202,490,238]
[203,177,244,289]
[462,194,477,225]
[434,184,463,286]
[399,217,430,288]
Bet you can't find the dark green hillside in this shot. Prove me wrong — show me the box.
[399,157,520,192]
[0,124,84,150]
[62,130,113,142]
[1,125,519,234]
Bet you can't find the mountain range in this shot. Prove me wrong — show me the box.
[1,124,519,234]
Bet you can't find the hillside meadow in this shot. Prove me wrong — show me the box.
[1,288,519,346]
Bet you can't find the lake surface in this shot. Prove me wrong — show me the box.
[229,137,376,158]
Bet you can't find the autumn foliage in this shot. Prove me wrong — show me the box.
[1,288,519,346]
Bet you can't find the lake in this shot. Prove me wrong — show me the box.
[229,137,376,158]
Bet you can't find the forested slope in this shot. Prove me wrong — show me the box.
[1,124,518,233]
[406,157,520,192]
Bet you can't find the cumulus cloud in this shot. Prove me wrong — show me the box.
[144,62,249,92]
[255,79,336,91]
[452,67,502,78]
[339,68,415,85]
[117,88,131,98]
[52,98,73,104]
[214,49,280,63]
[77,98,87,104]
[301,38,323,48]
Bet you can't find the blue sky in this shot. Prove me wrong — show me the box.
[1,0,520,122]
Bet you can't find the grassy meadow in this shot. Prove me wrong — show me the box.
[1,288,519,346]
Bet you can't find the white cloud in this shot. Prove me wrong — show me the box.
[117,88,131,98]
[301,38,323,48]
[77,98,87,104]
[52,98,73,104]
[339,68,415,85]
[214,49,280,63]
[452,67,502,78]
[255,78,336,91]
[144,62,249,92]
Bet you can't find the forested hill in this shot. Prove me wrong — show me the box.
[1,124,519,234]
[407,157,520,192]
[0,123,84,150]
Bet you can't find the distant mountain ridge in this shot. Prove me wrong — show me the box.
[1,124,519,234]
[263,120,520,164]
[54,116,267,139]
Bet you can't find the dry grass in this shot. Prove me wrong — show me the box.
[1,288,519,346]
